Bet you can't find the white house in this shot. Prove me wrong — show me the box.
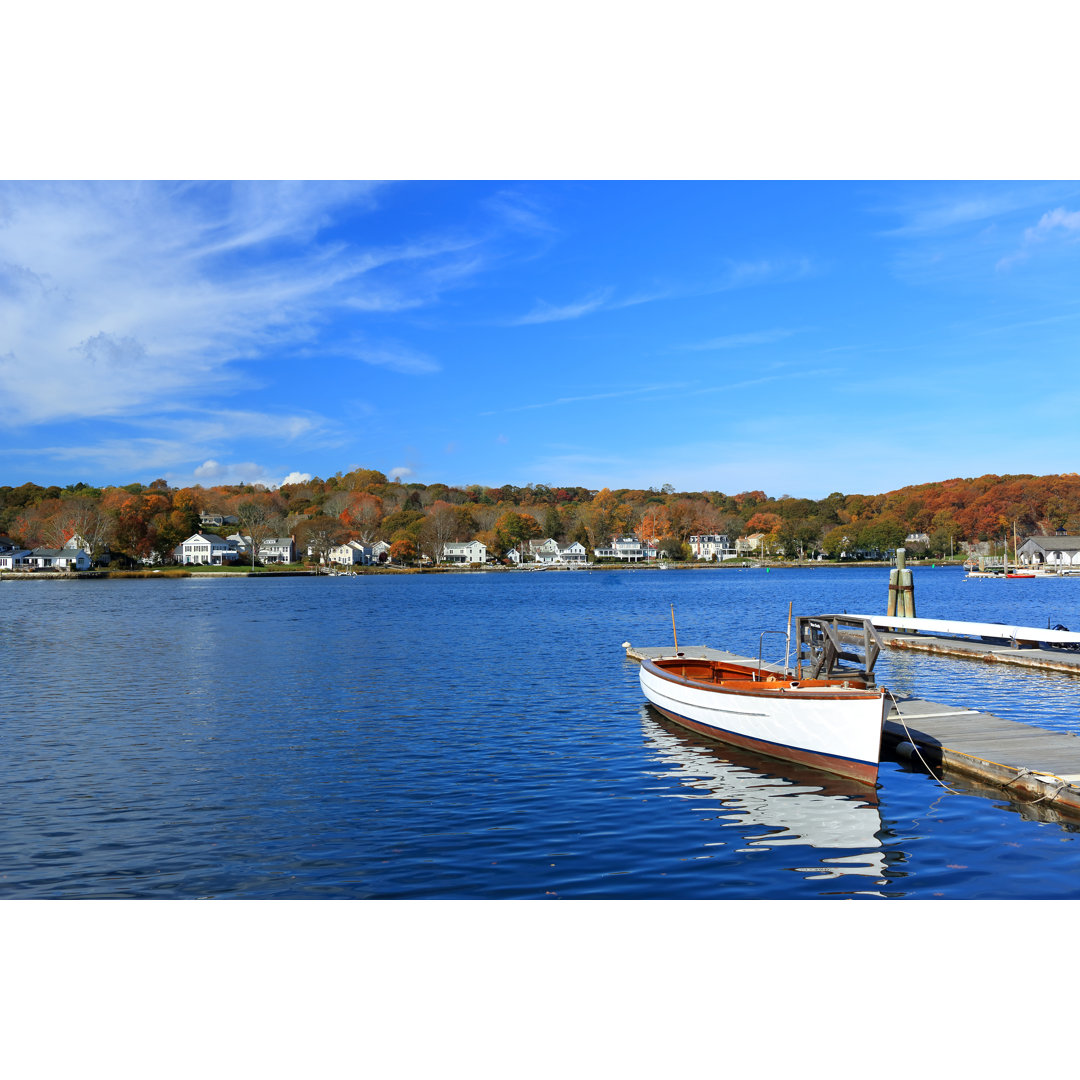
[595,537,654,561]
[0,548,33,570]
[442,540,487,564]
[327,540,369,567]
[529,538,563,564]
[180,532,239,565]
[226,534,296,563]
[689,534,731,561]
[560,541,587,564]
[735,533,765,557]
[25,547,92,571]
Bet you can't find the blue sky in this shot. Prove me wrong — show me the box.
[4,179,1080,498]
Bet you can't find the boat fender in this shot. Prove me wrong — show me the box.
[895,741,917,762]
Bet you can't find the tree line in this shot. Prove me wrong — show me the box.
[3,470,1080,566]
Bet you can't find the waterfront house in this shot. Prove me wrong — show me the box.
[0,547,33,570]
[595,537,654,561]
[226,534,296,563]
[25,547,91,571]
[179,532,239,565]
[529,538,563,564]
[560,541,587,564]
[689,534,731,561]
[1017,535,1080,568]
[327,540,369,568]
[735,533,765,557]
[442,540,487,564]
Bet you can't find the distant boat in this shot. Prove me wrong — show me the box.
[638,654,887,785]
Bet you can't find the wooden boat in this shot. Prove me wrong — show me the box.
[638,655,887,785]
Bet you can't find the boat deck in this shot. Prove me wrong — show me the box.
[625,643,1080,819]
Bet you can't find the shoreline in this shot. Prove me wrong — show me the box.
[0,559,961,582]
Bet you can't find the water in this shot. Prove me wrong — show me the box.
[4,565,1080,899]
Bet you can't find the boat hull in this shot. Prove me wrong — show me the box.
[639,658,886,785]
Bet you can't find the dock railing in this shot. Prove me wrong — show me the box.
[795,615,883,683]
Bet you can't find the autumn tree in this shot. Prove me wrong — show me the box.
[236,500,282,568]
[296,514,346,571]
[43,498,114,563]
[493,511,541,558]
[390,535,416,564]
[582,488,632,549]
[341,493,383,543]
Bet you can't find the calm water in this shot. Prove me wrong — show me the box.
[4,565,1080,899]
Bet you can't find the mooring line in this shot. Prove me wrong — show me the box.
[885,687,962,795]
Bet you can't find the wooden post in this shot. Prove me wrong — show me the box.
[894,547,916,618]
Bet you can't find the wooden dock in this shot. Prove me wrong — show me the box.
[844,613,1080,675]
[625,643,1080,819]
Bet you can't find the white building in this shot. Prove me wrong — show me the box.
[328,540,369,568]
[689,534,731,561]
[735,533,765,557]
[442,540,487,564]
[24,547,92,570]
[560,541,587,564]
[226,535,296,563]
[0,548,33,570]
[595,537,655,561]
[529,538,563,564]
[180,532,239,565]
[1017,535,1080,567]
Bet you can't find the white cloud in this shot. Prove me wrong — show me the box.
[479,383,688,416]
[679,328,803,351]
[997,205,1080,270]
[0,181,466,429]
[511,289,613,325]
[189,459,304,489]
[349,341,441,374]
[388,466,414,480]
[1024,207,1080,243]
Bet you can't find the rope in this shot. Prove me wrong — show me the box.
[885,688,962,795]
[1002,768,1069,804]
[888,689,1068,805]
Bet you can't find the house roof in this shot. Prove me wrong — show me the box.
[184,532,234,546]
[1021,536,1080,551]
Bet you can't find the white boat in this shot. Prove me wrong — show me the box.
[638,654,887,785]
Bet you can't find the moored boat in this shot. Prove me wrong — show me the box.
[638,654,887,785]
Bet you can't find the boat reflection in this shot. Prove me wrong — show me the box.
[642,707,887,883]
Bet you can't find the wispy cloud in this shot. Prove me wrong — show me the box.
[479,383,688,415]
[998,206,1080,270]
[510,289,614,325]
[679,327,804,351]
[506,257,815,327]
[344,340,441,374]
[0,181,465,429]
